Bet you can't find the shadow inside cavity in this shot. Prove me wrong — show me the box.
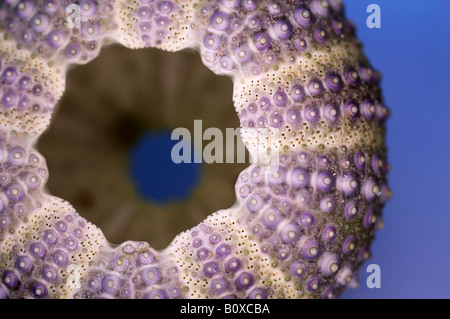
[37,44,249,249]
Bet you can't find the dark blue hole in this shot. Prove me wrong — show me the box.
[129,130,202,204]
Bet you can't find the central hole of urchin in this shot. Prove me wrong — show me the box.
[129,130,202,203]
[37,45,247,249]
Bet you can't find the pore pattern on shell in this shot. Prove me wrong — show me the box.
[0,0,389,299]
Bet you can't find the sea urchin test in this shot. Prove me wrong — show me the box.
[0,0,390,299]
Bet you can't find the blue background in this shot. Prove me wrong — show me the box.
[131,131,202,203]
[341,0,450,298]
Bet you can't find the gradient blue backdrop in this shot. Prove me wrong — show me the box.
[341,0,450,298]
[131,0,450,298]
